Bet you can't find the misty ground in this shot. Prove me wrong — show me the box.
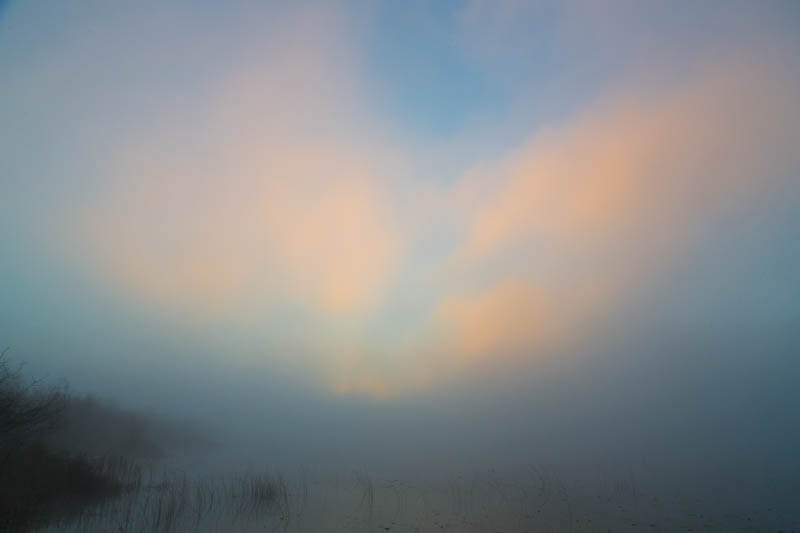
[3,351,800,532]
[27,460,800,532]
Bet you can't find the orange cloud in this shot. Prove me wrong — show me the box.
[85,143,401,317]
[430,55,800,380]
[71,32,799,397]
[79,6,403,318]
[257,149,401,313]
[458,58,800,265]
[434,279,558,362]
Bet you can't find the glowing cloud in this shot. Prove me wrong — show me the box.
[458,58,800,265]
[80,53,800,396]
[425,57,800,382]
[80,7,403,318]
[435,279,557,362]
[45,2,798,397]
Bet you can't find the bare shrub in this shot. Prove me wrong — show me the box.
[0,348,66,454]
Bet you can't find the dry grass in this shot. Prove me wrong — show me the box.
[0,447,140,531]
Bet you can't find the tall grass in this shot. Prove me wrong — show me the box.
[35,469,287,533]
[0,447,141,531]
[0,350,229,532]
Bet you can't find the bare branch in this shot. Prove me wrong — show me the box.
[0,351,66,448]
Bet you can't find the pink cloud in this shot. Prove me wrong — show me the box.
[457,57,800,266]
[78,7,403,318]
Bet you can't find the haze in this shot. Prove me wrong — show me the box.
[1,1,799,530]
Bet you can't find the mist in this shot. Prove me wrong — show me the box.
[2,1,799,531]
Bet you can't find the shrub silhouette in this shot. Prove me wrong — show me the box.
[0,349,286,532]
[0,349,129,531]
[0,348,65,451]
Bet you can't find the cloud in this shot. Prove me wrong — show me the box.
[58,3,799,398]
[434,279,557,362]
[257,151,401,313]
[87,146,401,316]
[78,6,403,318]
[413,54,800,389]
[457,57,800,266]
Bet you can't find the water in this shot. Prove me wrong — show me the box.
[37,464,800,532]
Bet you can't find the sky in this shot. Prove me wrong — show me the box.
[1,1,800,476]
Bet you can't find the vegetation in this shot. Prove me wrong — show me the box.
[0,348,65,450]
[0,349,247,532]
[0,348,122,530]
[4,348,796,532]
[53,471,290,533]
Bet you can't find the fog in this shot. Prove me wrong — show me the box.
[1,1,799,531]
